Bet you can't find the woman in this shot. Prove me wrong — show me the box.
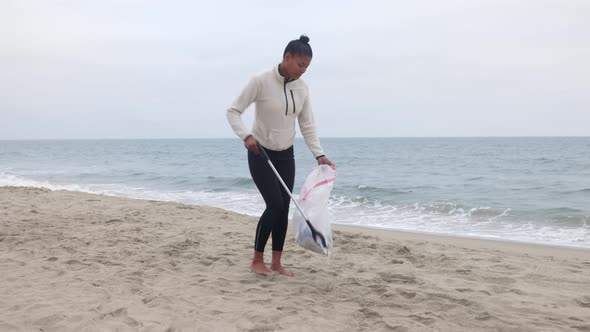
[226,35,335,276]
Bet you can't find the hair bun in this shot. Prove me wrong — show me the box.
[299,35,310,44]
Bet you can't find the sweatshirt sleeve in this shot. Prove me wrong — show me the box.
[298,91,326,158]
[226,77,259,140]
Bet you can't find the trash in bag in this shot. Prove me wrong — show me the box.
[292,165,336,255]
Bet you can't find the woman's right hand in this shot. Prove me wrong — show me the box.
[244,135,260,155]
[317,156,336,170]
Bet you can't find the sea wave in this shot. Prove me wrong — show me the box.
[205,176,253,188]
[560,188,590,194]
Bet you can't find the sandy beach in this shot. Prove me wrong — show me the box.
[1,186,589,332]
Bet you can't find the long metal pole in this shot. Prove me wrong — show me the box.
[256,144,327,249]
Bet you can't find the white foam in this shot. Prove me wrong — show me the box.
[0,172,265,216]
[0,172,89,192]
[328,202,590,249]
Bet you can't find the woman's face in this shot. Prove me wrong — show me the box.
[282,53,312,80]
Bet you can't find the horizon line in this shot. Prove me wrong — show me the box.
[1,135,589,141]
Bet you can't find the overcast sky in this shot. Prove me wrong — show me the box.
[1,0,589,139]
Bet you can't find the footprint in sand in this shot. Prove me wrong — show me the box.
[33,313,66,327]
[574,296,590,308]
[397,246,411,254]
[455,288,474,293]
[409,314,435,326]
[355,307,383,324]
[475,311,493,321]
[98,307,139,327]
[572,324,590,332]
[397,288,417,299]
[378,272,417,284]
[64,259,90,271]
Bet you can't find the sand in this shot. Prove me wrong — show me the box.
[1,186,589,331]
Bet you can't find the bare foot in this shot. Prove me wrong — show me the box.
[270,264,294,277]
[251,261,271,275]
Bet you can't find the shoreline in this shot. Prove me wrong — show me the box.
[3,179,587,252]
[0,167,590,250]
[3,184,589,255]
[2,187,590,331]
[335,223,590,252]
[333,224,590,260]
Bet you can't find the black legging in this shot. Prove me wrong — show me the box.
[248,145,295,252]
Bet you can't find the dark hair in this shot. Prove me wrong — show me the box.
[283,35,313,58]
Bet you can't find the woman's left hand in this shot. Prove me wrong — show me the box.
[317,156,336,170]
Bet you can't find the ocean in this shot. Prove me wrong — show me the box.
[1,137,589,249]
